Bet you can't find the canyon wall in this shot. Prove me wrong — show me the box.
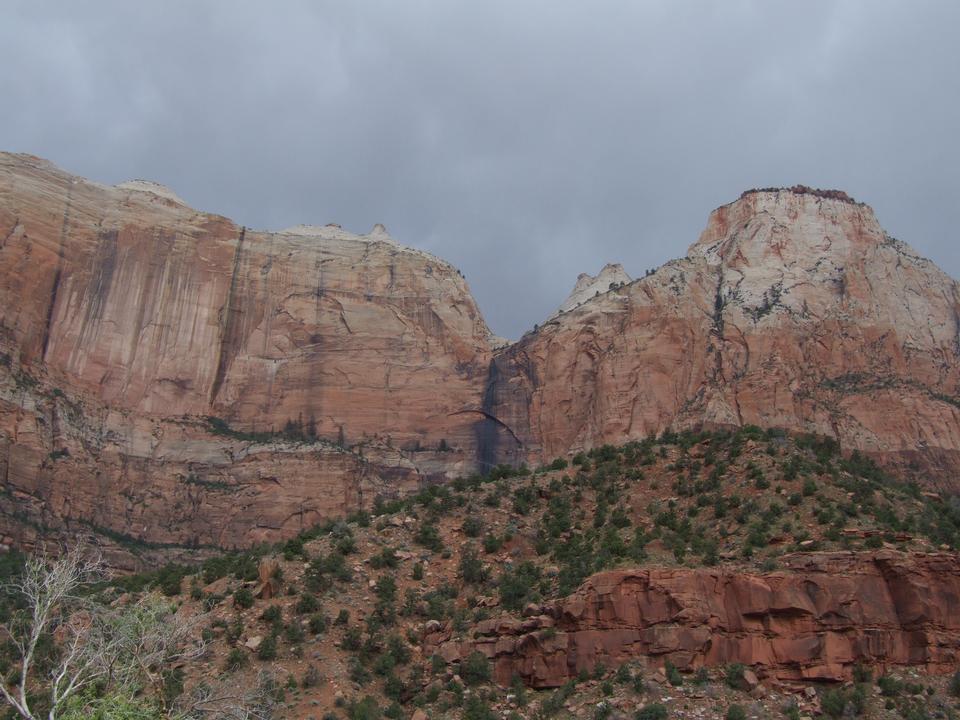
[2,154,959,562]
[484,189,960,490]
[0,152,502,565]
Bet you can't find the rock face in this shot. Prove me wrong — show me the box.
[554,263,632,316]
[2,155,960,562]
[0,152,497,565]
[484,188,960,490]
[432,552,960,687]
[0,154,493,448]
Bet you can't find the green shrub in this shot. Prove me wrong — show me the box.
[463,694,497,720]
[820,688,846,718]
[284,622,305,644]
[665,661,682,687]
[383,673,405,701]
[156,563,189,596]
[635,704,667,720]
[782,699,801,720]
[225,647,247,671]
[370,547,399,569]
[460,651,491,686]
[233,587,254,609]
[877,675,901,696]
[261,605,282,623]
[375,575,397,602]
[463,516,483,537]
[459,545,488,585]
[350,658,370,687]
[498,562,541,611]
[342,626,362,651]
[257,636,278,661]
[302,664,321,688]
[346,695,380,720]
[951,670,960,697]
[296,592,320,614]
[309,614,327,634]
[61,692,162,720]
[726,705,746,720]
[483,533,503,554]
[415,523,443,552]
[336,535,357,555]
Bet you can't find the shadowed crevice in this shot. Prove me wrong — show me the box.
[209,227,246,404]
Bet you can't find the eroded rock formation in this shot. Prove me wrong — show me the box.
[554,262,632,316]
[430,552,960,687]
[486,189,960,489]
[0,152,499,565]
[1,152,959,563]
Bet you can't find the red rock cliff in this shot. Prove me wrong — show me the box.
[0,153,497,564]
[430,552,960,687]
[2,156,960,562]
[482,190,960,489]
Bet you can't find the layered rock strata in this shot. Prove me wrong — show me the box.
[430,552,960,687]
[0,152,499,565]
[2,154,960,560]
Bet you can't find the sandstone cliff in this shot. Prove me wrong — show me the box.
[0,152,498,563]
[484,188,960,489]
[0,153,494,449]
[431,551,960,687]
[2,155,959,562]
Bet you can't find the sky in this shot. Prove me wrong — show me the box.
[1,1,958,339]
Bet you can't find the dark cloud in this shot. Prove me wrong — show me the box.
[2,1,957,338]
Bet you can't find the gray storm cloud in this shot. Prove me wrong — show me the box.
[1,0,957,338]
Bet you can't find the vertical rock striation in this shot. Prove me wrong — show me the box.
[1,156,959,561]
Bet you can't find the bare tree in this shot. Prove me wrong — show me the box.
[0,546,113,720]
[0,547,272,720]
[174,671,279,720]
[104,595,206,712]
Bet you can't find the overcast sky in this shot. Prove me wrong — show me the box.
[1,1,958,338]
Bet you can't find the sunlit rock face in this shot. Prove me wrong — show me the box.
[484,187,960,490]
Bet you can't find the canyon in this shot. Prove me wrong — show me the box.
[1,153,959,564]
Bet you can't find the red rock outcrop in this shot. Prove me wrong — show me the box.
[430,552,960,687]
[483,190,960,489]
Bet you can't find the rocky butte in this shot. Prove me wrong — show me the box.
[1,154,959,566]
